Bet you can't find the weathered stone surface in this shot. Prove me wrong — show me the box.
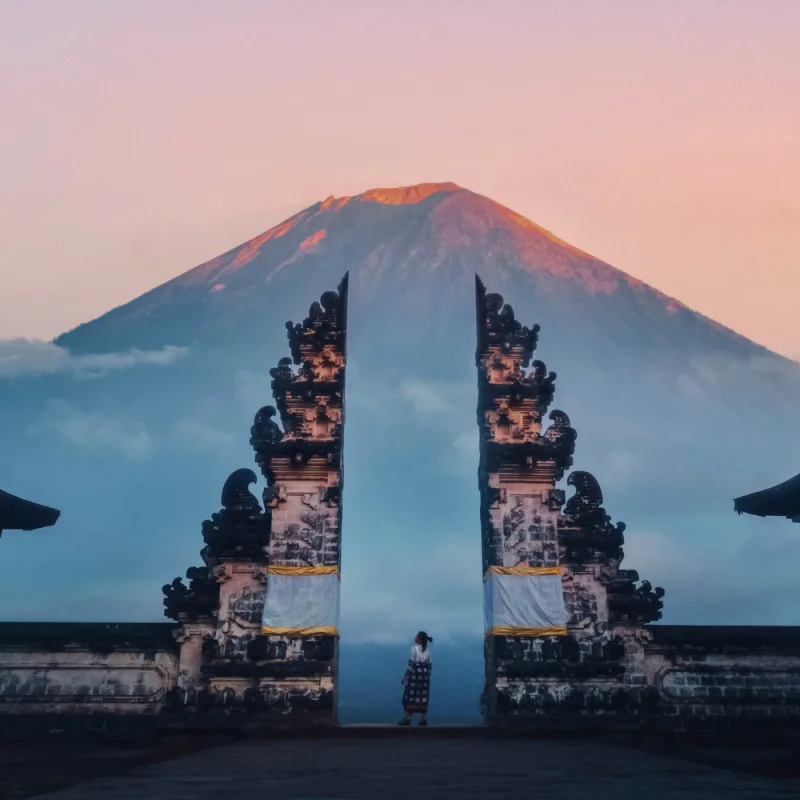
[0,623,179,738]
[641,625,800,732]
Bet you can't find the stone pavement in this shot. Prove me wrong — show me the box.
[33,734,800,800]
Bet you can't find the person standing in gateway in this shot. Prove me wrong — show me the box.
[399,631,433,726]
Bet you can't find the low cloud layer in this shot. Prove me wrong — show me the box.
[624,525,800,625]
[28,400,237,460]
[30,400,155,459]
[0,338,188,378]
[341,533,482,644]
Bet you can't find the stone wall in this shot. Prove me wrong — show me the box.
[3,620,799,737]
[0,623,179,738]
[644,625,800,735]
[486,624,800,735]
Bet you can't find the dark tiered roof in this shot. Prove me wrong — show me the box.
[0,488,60,535]
[734,473,800,523]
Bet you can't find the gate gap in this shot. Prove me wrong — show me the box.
[337,268,485,724]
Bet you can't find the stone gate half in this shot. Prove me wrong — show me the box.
[476,275,666,729]
[161,274,348,726]
[475,278,800,735]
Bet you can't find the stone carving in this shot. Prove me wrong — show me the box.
[0,665,170,703]
[162,566,219,621]
[477,281,540,362]
[251,406,285,484]
[285,284,348,365]
[562,582,599,629]
[227,587,267,625]
[266,491,338,567]
[560,471,626,563]
[201,469,270,562]
[560,471,664,621]
[563,471,605,519]
[500,496,559,568]
[542,410,577,480]
[251,405,284,446]
[163,468,269,622]
[606,571,665,624]
[251,282,347,493]
[221,468,262,516]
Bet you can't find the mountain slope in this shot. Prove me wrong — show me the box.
[58,182,773,362]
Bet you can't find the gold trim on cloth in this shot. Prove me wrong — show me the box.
[267,565,339,576]
[484,565,561,579]
[486,626,568,637]
[260,626,339,636]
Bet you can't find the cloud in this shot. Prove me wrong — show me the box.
[172,419,237,449]
[402,380,472,416]
[402,380,451,414]
[453,429,478,461]
[596,449,643,490]
[28,400,239,459]
[234,368,273,410]
[623,526,800,625]
[30,400,154,459]
[0,338,188,379]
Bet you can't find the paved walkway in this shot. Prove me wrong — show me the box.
[34,736,800,799]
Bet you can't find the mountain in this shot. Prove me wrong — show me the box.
[59,181,768,360]
[2,182,799,722]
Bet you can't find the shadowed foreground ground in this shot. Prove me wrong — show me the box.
[4,731,800,800]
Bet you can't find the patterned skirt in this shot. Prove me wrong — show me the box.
[402,662,431,713]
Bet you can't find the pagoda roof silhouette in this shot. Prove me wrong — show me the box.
[735,472,800,523]
[0,488,60,537]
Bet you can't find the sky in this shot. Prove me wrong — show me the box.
[0,1,798,359]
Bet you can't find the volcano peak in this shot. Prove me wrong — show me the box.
[347,182,462,207]
[60,181,751,354]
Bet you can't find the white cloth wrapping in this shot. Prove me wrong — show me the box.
[483,572,567,633]
[410,644,431,664]
[261,573,340,634]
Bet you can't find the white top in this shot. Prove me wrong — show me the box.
[410,644,431,664]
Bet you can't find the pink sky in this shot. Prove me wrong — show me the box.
[1,1,798,358]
